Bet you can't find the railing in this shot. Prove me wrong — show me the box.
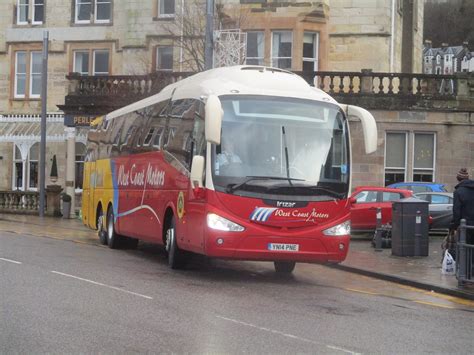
[297,70,458,97]
[457,219,474,286]
[66,71,193,99]
[0,191,42,214]
[62,69,474,114]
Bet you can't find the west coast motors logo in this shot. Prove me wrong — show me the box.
[117,163,165,187]
[250,207,329,224]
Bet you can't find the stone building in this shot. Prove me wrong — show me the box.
[328,0,424,73]
[0,0,426,216]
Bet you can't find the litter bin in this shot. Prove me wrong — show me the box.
[391,197,429,257]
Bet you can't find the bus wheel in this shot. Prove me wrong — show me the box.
[274,261,296,274]
[106,209,122,249]
[165,218,185,269]
[97,210,107,245]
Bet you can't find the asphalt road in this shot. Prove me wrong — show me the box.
[1,231,473,354]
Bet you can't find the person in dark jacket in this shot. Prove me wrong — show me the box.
[450,168,474,244]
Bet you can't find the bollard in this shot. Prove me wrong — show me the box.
[375,207,382,251]
[457,219,467,287]
[414,210,421,256]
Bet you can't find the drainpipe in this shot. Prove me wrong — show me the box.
[179,0,184,72]
[389,0,396,72]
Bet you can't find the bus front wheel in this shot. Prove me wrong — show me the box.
[274,261,296,274]
[165,218,186,269]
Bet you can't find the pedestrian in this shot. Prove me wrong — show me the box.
[450,168,474,245]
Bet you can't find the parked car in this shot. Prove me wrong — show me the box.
[414,192,453,232]
[350,186,413,232]
[387,182,447,193]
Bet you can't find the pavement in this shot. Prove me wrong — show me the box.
[1,213,473,300]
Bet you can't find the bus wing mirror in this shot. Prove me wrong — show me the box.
[190,155,205,189]
[205,95,223,145]
[340,104,378,154]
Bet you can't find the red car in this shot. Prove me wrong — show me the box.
[350,186,413,232]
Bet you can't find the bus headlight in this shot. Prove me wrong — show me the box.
[323,220,351,236]
[207,213,245,232]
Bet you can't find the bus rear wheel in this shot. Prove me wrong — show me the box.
[274,261,296,274]
[97,210,107,245]
[165,218,186,269]
[107,209,123,249]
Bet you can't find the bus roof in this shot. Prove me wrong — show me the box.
[105,66,337,121]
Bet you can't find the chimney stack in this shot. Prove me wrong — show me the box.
[424,39,432,49]
[441,43,449,48]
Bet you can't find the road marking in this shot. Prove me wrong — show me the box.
[216,315,360,355]
[0,257,22,264]
[413,300,455,309]
[345,288,379,295]
[51,271,153,300]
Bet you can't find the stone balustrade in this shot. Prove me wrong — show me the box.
[61,72,193,116]
[0,191,42,214]
[295,70,474,111]
[62,69,474,115]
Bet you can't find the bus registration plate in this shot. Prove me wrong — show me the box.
[267,243,299,252]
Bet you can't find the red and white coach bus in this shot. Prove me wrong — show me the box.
[82,66,377,273]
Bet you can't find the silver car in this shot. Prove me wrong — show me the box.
[414,192,453,231]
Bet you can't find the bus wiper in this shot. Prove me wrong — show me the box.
[281,126,292,186]
[226,176,305,194]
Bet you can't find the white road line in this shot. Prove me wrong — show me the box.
[50,271,153,300]
[0,257,22,264]
[216,315,360,355]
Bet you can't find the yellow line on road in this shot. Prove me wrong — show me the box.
[397,285,474,307]
[413,300,455,309]
[345,288,379,295]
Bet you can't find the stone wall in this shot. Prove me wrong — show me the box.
[329,0,424,73]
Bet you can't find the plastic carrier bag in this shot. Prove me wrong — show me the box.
[441,250,456,276]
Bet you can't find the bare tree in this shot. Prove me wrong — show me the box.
[161,0,254,72]
[424,0,474,46]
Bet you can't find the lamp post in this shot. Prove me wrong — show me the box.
[39,30,49,217]
[204,0,214,70]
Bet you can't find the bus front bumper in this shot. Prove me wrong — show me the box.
[204,232,350,264]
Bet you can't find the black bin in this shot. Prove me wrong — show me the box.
[391,197,429,257]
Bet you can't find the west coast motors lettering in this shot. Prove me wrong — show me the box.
[274,208,329,222]
[117,163,165,187]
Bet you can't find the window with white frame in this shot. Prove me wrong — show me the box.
[17,0,29,24]
[15,52,27,98]
[95,0,111,22]
[156,46,173,71]
[158,0,175,17]
[75,142,86,190]
[302,32,319,72]
[30,52,42,98]
[33,0,44,24]
[385,132,407,186]
[75,0,111,24]
[272,31,292,69]
[13,145,24,191]
[14,51,42,99]
[246,31,264,65]
[413,133,435,182]
[93,50,110,75]
[436,55,440,64]
[28,142,39,190]
[73,51,90,75]
[73,49,110,75]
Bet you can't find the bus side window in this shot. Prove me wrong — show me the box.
[165,99,198,170]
